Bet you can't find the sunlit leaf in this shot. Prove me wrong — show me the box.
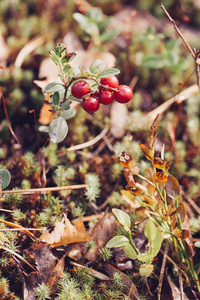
[139,264,154,277]
[171,219,178,229]
[165,174,180,199]
[62,107,76,120]
[154,157,166,170]
[144,219,157,242]
[49,117,68,143]
[137,253,155,263]
[135,207,148,216]
[118,151,135,169]
[126,185,143,196]
[106,235,129,248]
[165,157,173,172]
[150,227,163,257]
[182,229,190,241]
[124,168,136,187]
[179,202,187,223]
[142,195,157,206]
[112,208,131,229]
[123,243,138,260]
[44,82,65,93]
[89,59,106,74]
[151,114,159,138]
[97,68,120,78]
[139,143,154,161]
[153,172,168,183]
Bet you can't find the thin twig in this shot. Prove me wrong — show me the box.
[0,86,22,153]
[2,184,88,195]
[157,240,169,300]
[161,3,195,58]
[64,125,110,152]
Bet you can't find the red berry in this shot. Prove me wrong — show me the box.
[114,85,133,103]
[100,76,119,88]
[99,90,114,105]
[82,96,100,113]
[71,80,90,98]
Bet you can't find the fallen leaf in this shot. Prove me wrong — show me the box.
[39,214,89,247]
[47,256,65,294]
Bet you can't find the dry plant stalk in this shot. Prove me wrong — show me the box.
[161,3,200,87]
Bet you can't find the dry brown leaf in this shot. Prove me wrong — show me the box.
[47,256,65,294]
[39,215,89,247]
[139,143,154,161]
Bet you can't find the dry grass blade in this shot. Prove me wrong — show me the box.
[0,245,36,271]
[2,184,88,195]
[0,219,35,238]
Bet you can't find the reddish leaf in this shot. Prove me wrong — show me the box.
[118,151,134,169]
[154,157,166,170]
[153,172,168,183]
[151,114,159,138]
[124,168,136,187]
[165,174,180,199]
[165,157,173,172]
[139,143,154,161]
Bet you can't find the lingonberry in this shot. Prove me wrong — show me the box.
[114,85,133,103]
[82,96,100,113]
[100,76,119,88]
[99,90,114,105]
[71,80,90,99]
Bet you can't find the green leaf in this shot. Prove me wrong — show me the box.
[139,264,154,277]
[144,219,157,243]
[60,101,72,110]
[73,13,93,35]
[63,64,71,74]
[149,227,163,257]
[53,92,60,106]
[62,107,76,120]
[97,68,120,78]
[0,169,11,190]
[48,117,68,143]
[100,28,119,44]
[44,82,65,93]
[112,208,131,229]
[49,51,60,64]
[106,236,129,248]
[142,54,165,69]
[123,243,137,260]
[73,64,82,76]
[89,59,106,74]
[137,253,155,263]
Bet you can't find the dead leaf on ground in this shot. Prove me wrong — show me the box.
[39,214,89,247]
[105,263,140,300]
[20,242,64,299]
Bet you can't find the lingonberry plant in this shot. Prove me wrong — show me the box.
[106,115,200,294]
[41,43,133,143]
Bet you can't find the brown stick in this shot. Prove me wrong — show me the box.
[2,184,88,195]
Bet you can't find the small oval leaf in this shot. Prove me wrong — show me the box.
[62,107,76,120]
[49,117,68,143]
[139,143,154,161]
[165,174,180,199]
[106,236,129,248]
[123,243,138,260]
[112,208,131,229]
[97,68,120,78]
[44,82,65,93]
[118,151,135,169]
[0,169,11,190]
[154,157,166,170]
[153,172,168,183]
[139,264,154,277]
[89,59,106,74]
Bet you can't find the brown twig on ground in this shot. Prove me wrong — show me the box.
[2,184,88,195]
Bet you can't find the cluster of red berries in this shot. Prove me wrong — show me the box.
[71,76,133,113]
